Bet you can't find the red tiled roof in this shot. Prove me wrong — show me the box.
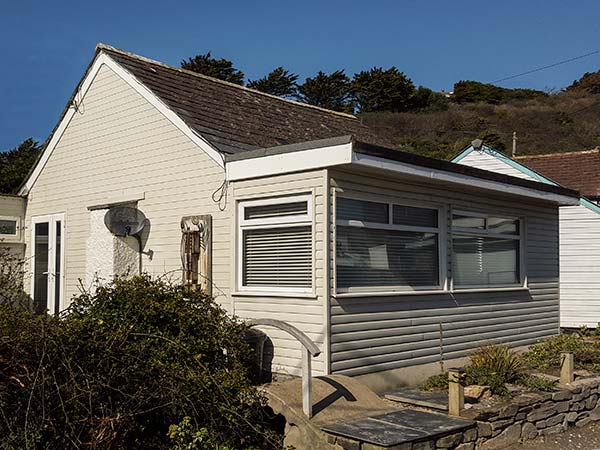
[515,149,600,198]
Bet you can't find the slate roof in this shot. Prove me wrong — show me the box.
[515,149,600,199]
[99,45,394,153]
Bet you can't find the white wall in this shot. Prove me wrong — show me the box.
[458,151,537,180]
[560,205,600,328]
[24,64,233,312]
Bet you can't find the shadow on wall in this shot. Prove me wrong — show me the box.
[244,328,274,384]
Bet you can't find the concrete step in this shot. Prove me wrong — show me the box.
[384,386,448,411]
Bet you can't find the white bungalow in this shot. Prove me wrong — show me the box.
[2,45,580,390]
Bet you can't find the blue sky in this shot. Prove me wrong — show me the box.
[1,0,599,151]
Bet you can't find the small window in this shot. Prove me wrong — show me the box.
[393,205,438,228]
[452,212,522,288]
[244,201,308,220]
[239,195,313,292]
[336,197,442,292]
[0,217,18,237]
[337,198,389,224]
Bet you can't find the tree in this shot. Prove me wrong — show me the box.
[351,67,416,113]
[247,67,299,98]
[0,138,42,194]
[297,70,353,112]
[181,52,245,85]
[453,80,546,104]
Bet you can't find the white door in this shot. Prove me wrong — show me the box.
[31,214,65,314]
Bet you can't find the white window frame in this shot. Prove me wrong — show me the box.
[0,215,20,241]
[237,194,314,295]
[450,209,526,291]
[334,192,447,295]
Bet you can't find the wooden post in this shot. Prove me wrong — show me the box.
[448,368,465,417]
[560,351,574,385]
[302,346,312,418]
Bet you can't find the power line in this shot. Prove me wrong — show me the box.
[491,50,600,84]
[569,100,600,116]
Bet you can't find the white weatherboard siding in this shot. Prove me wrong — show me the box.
[458,151,538,180]
[0,195,25,256]
[457,150,600,328]
[0,195,24,219]
[560,205,600,328]
[328,169,560,377]
[24,64,233,312]
[230,170,327,377]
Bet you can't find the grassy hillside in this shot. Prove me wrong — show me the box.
[359,89,600,160]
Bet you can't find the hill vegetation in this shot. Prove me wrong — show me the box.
[359,87,600,160]
[180,51,600,160]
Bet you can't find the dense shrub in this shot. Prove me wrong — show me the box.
[522,334,587,370]
[464,345,524,395]
[418,372,448,391]
[453,80,547,104]
[524,332,600,371]
[0,246,29,309]
[0,276,283,450]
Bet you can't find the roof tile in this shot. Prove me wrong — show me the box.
[101,46,394,153]
[515,149,600,198]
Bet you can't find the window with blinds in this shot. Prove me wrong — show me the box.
[451,212,521,288]
[336,197,441,292]
[239,195,312,292]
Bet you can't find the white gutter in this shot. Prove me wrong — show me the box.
[352,152,580,206]
[226,142,353,181]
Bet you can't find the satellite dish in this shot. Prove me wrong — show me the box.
[104,206,147,237]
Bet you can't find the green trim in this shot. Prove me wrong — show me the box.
[580,198,600,214]
[451,145,600,216]
[451,147,473,163]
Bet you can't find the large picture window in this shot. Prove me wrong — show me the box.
[451,212,522,288]
[238,195,313,292]
[336,197,442,292]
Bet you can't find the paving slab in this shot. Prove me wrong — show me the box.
[321,409,474,448]
[384,387,448,411]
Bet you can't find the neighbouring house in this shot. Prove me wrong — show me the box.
[3,44,580,390]
[0,193,25,257]
[453,145,600,329]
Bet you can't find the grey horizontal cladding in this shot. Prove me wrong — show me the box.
[331,304,558,339]
[329,169,560,377]
[332,321,554,368]
[336,330,555,377]
[330,295,558,375]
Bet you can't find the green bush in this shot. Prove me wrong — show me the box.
[419,372,449,391]
[0,246,29,309]
[522,334,586,370]
[0,276,283,450]
[464,345,524,396]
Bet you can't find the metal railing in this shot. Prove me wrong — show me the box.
[246,318,321,418]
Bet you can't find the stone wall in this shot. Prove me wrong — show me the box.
[389,376,600,450]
